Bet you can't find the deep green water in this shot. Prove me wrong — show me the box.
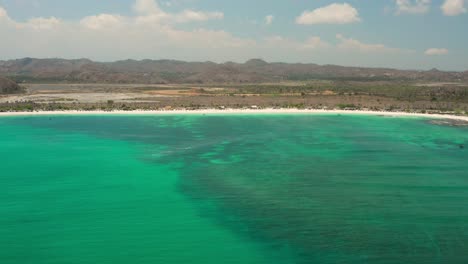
[1,114,468,264]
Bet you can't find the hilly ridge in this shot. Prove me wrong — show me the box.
[1,58,467,84]
[0,77,23,94]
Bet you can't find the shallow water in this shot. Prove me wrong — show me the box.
[1,114,468,263]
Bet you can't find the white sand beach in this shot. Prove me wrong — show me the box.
[0,109,468,122]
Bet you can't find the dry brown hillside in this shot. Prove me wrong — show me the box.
[0,77,23,94]
[1,58,467,84]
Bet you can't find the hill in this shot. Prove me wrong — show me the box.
[0,58,467,84]
[0,77,23,94]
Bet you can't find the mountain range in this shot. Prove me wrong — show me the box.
[1,58,467,84]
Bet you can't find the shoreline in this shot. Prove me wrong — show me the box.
[0,109,468,121]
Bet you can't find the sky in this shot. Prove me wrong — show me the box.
[0,0,467,70]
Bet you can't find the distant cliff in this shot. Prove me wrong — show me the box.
[0,58,467,84]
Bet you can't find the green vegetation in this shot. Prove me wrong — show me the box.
[336,104,358,110]
[6,75,70,84]
[1,81,468,115]
[204,82,468,103]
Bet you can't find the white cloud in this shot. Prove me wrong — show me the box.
[296,3,360,25]
[0,6,60,30]
[0,1,249,62]
[77,0,222,30]
[336,34,403,53]
[0,6,7,19]
[0,6,12,22]
[271,34,409,55]
[425,48,449,55]
[173,10,224,23]
[132,0,223,25]
[265,15,274,25]
[133,0,163,15]
[0,1,454,69]
[441,0,466,16]
[395,0,431,15]
[80,14,125,30]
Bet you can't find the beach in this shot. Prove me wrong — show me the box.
[1,108,468,122]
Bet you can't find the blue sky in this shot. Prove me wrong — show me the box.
[0,0,467,70]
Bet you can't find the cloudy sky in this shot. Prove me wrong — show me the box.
[0,0,467,70]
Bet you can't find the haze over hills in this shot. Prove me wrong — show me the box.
[1,58,467,84]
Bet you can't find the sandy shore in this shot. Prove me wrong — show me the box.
[0,109,467,121]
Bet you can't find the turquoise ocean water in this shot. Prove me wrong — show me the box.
[1,114,468,263]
